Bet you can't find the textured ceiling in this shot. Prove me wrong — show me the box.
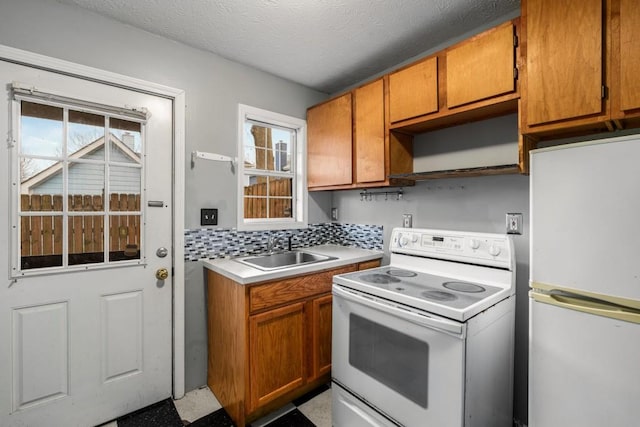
[55,0,520,94]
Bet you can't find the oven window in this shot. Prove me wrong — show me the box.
[349,313,429,408]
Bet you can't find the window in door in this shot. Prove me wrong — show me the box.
[237,104,307,231]
[12,92,147,276]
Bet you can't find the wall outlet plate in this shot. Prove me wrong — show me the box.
[201,208,218,226]
[403,214,413,228]
[331,207,338,221]
[506,213,522,235]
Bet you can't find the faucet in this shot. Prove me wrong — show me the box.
[267,234,285,253]
[267,234,293,253]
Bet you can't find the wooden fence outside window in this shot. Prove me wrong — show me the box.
[20,193,140,257]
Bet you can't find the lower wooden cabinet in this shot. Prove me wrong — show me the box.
[310,294,333,381]
[207,262,383,426]
[249,303,305,411]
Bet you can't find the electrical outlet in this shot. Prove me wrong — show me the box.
[331,207,338,221]
[506,213,522,235]
[403,214,413,228]
[201,208,218,226]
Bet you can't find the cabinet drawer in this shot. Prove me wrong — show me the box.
[249,265,356,313]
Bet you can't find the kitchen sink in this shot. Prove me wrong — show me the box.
[236,250,337,271]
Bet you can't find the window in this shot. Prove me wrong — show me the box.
[11,89,146,276]
[237,104,307,231]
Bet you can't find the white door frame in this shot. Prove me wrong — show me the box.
[0,44,187,399]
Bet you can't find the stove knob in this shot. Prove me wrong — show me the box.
[399,235,410,247]
[411,234,419,243]
[469,239,480,250]
[489,245,501,256]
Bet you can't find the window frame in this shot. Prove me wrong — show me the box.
[236,104,307,231]
[10,94,148,277]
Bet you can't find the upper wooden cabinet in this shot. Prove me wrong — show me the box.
[388,20,520,136]
[306,93,352,188]
[521,0,640,137]
[446,22,516,108]
[354,79,386,183]
[307,19,523,184]
[521,0,607,135]
[307,78,413,191]
[389,57,439,123]
[613,0,640,125]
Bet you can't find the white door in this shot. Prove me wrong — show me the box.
[0,60,174,426]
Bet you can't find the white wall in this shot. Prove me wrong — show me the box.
[0,0,329,392]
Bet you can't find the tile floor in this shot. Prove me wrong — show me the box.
[99,384,331,427]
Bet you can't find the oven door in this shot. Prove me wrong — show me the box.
[332,284,466,427]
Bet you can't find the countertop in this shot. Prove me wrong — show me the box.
[201,244,383,284]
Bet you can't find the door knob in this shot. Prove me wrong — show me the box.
[156,268,169,280]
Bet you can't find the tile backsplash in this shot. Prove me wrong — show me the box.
[184,223,383,261]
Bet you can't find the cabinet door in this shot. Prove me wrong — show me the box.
[447,23,516,108]
[307,94,353,188]
[619,0,640,112]
[249,303,305,411]
[354,79,386,183]
[310,294,333,381]
[389,57,438,123]
[525,0,604,126]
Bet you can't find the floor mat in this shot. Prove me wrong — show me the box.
[117,398,183,427]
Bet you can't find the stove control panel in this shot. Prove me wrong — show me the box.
[391,228,512,269]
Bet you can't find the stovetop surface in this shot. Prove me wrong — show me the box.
[333,264,511,321]
[338,266,502,308]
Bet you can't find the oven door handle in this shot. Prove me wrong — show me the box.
[333,285,465,338]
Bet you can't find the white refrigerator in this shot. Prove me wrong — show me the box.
[529,134,640,427]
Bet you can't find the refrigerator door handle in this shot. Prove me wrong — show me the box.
[530,289,640,324]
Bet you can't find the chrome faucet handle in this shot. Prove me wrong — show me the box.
[267,234,284,253]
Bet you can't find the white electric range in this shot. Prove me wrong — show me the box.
[332,227,516,427]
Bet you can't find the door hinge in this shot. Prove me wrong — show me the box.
[602,85,607,99]
[513,34,519,47]
[514,67,519,80]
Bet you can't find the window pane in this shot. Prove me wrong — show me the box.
[68,110,105,158]
[68,162,105,203]
[244,197,267,219]
[109,215,140,261]
[20,157,58,184]
[109,165,141,195]
[20,213,63,270]
[110,118,141,162]
[273,138,292,172]
[268,177,292,197]
[244,123,294,172]
[68,215,104,266]
[20,101,63,156]
[108,192,140,212]
[269,177,292,218]
[269,198,292,218]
